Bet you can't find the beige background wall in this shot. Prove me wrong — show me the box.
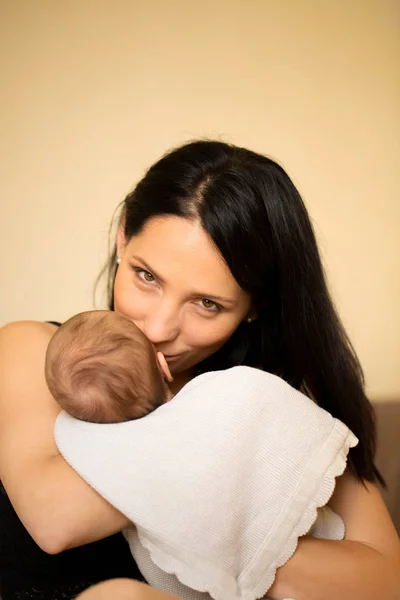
[0,0,399,398]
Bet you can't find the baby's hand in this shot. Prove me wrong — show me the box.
[157,352,174,383]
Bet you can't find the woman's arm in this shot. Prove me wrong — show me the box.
[0,320,130,554]
[267,472,400,600]
[77,580,181,600]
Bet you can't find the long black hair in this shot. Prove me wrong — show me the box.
[100,140,381,484]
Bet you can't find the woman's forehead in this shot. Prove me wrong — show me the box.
[126,216,246,300]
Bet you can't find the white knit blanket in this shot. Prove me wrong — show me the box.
[55,367,358,600]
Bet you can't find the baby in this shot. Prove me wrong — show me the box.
[45,310,173,423]
[49,311,354,600]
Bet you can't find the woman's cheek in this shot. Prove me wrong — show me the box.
[188,317,239,349]
[113,271,145,321]
[113,271,128,314]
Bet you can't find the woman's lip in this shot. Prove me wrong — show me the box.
[163,354,182,361]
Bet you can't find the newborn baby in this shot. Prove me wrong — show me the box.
[50,311,356,600]
[45,310,173,423]
[55,362,357,600]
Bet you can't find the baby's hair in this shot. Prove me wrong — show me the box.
[45,311,167,422]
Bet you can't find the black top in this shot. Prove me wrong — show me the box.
[0,321,145,599]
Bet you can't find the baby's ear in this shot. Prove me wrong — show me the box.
[157,352,174,383]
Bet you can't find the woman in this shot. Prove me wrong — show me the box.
[0,140,399,600]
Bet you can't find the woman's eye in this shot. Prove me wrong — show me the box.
[199,299,220,312]
[135,269,156,283]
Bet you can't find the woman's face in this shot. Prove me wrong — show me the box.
[114,215,253,380]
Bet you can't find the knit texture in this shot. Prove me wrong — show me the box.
[55,367,358,600]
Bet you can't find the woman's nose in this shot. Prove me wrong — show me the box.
[142,300,180,346]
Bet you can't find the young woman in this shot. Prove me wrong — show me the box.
[0,141,399,600]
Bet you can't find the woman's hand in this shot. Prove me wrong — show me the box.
[267,473,400,600]
[0,320,130,553]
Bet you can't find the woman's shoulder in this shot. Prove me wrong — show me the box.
[0,320,58,378]
[0,319,58,344]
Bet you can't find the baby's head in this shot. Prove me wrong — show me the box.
[45,310,172,423]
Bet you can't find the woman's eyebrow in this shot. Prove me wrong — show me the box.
[132,255,165,283]
[132,255,237,306]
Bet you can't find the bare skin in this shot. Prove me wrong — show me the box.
[114,216,254,391]
[0,215,399,599]
[76,579,180,600]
